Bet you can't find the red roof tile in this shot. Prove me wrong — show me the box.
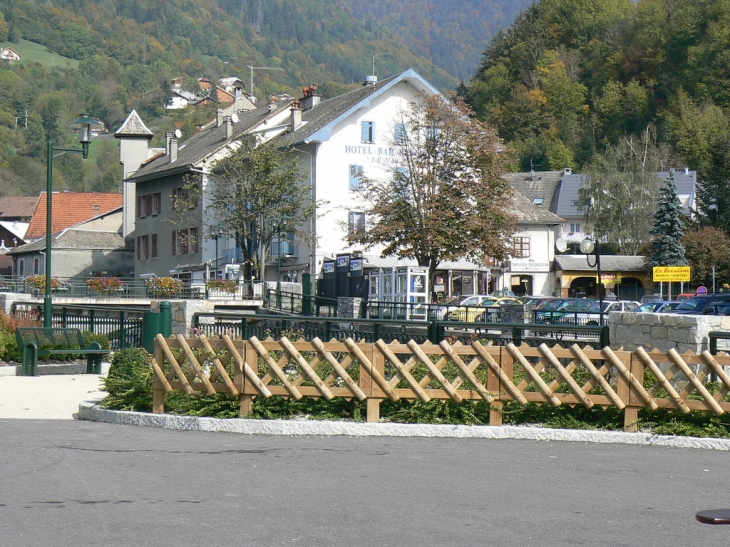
[26,192,123,239]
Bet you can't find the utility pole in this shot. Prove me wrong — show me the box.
[247,64,284,102]
[372,52,391,77]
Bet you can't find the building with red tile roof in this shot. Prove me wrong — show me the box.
[25,192,123,240]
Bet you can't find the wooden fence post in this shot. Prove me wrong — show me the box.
[152,336,166,414]
[239,340,255,417]
[488,346,513,426]
[359,343,377,423]
[615,350,642,432]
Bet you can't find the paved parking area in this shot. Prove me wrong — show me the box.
[0,375,106,419]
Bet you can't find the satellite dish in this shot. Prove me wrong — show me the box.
[230,113,239,124]
[173,129,182,139]
[555,237,567,253]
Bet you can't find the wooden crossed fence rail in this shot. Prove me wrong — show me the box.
[151,334,730,430]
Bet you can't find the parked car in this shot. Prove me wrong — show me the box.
[640,294,664,303]
[656,301,683,313]
[633,301,682,313]
[491,289,516,297]
[438,295,494,320]
[431,294,491,320]
[516,296,557,308]
[565,300,640,325]
[672,294,730,315]
[534,298,597,324]
[447,296,516,322]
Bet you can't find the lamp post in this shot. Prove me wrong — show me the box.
[276,223,282,308]
[213,228,223,280]
[44,114,103,327]
[580,236,604,325]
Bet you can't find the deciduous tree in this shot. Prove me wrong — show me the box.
[348,92,516,294]
[682,226,730,288]
[578,126,664,254]
[175,138,318,282]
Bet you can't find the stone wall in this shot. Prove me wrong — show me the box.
[609,312,730,353]
[337,297,364,319]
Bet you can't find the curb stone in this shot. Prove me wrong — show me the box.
[78,402,730,450]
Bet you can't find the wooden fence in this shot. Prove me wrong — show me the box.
[151,333,730,430]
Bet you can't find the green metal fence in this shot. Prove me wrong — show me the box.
[192,313,609,347]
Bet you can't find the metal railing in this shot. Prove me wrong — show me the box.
[192,313,609,348]
[534,310,607,326]
[12,303,145,350]
[264,289,338,317]
[0,275,261,301]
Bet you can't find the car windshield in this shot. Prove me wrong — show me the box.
[558,299,595,312]
[675,296,709,311]
[636,302,660,312]
[460,296,483,306]
[585,301,608,313]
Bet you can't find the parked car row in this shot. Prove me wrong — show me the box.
[432,292,730,325]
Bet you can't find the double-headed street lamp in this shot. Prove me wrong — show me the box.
[44,114,104,327]
[580,236,604,325]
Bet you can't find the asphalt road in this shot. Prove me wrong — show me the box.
[0,419,728,546]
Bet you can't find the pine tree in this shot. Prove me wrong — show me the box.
[649,170,687,268]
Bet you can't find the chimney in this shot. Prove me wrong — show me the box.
[684,167,689,175]
[225,116,233,139]
[169,137,178,163]
[235,88,242,101]
[290,105,302,132]
[363,75,377,87]
[216,108,224,127]
[165,131,173,155]
[300,84,321,111]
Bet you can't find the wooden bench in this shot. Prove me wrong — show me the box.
[15,327,111,376]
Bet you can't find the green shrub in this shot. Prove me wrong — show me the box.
[0,310,40,361]
[82,330,111,350]
[101,347,154,411]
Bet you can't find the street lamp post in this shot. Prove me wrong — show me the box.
[580,236,604,325]
[213,228,223,280]
[276,223,282,308]
[44,114,103,328]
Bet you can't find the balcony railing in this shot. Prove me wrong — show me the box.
[0,276,263,300]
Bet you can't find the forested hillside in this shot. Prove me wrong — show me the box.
[465,0,730,282]
[335,0,531,81]
[0,0,525,199]
[467,0,730,176]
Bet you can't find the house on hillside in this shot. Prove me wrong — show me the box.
[118,69,567,298]
[0,48,20,61]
